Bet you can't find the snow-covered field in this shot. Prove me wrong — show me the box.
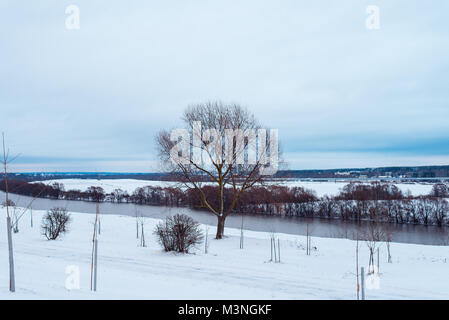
[35,179,435,197]
[34,179,180,194]
[1,208,449,299]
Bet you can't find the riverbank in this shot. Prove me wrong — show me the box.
[1,208,449,299]
[32,178,435,197]
[2,191,449,246]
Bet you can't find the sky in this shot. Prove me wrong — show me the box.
[1,1,448,172]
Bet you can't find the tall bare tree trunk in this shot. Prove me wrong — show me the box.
[3,133,15,292]
[216,215,225,239]
[356,236,359,300]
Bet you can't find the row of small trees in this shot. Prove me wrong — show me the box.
[264,197,449,225]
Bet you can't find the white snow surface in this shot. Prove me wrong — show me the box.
[1,208,449,299]
[34,179,435,197]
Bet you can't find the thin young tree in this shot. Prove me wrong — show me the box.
[354,230,361,300]
[306,224,313,256]
[136,212,146,247]
[90,203,100,291]
[385,223,392,263]
[135,208,139,239]
[1,135,53,293]
[204,226,209,254]
[361,222,386,274]
[156,101,281,239]
[2,133,15,292]
[239,213,244,249]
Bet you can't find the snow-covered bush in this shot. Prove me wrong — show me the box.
[154,214,203,253]
[41,208,71,240]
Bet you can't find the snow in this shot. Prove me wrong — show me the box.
[34,179,180,194]
[1,207,449,299]
[34,179,435,197]
[276,181,434,197]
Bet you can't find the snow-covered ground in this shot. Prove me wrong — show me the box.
[35,179,435,197]
[1,208,448,299]
[34,179,180,194]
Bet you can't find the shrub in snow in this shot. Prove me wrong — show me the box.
[154,214,203,253]
[1,199,16,208]
[41,207,71,240]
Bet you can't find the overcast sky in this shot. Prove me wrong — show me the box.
[1,1,448,172]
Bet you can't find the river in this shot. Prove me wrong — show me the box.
[1,191,448,245]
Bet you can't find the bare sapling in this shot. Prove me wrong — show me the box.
[137,213,146,247]
[269,233,280,263]
[2,134,52,292]
[239,214,244,249]
[306,224,313,256]
[277,238,281,263]
[204,226,209,254]
[12,205,19,233]
[386,224,392,263]
[91,203,100,291]
[306,224,309,255]
[2,133,15,292]
[135,208,139,239]
[356,231,360,300]
[361,222,385,274]
[377,248,379,273]
[9,184,50,232]
[140,222,146,247]
[361,266,365,300]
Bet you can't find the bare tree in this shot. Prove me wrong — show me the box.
[204,226,209,254]
[135,210,146,247]
[1,134,53,292]
[385,223,392,263]
[361,222,386,274]
[306,224,314,256]
[2,133,15,292]
[270,232,277,262]
[356,234,360,300]
[91,203,100,291]
[156,101,281,239]
[41,208,71,240]
[239,214,244,249]
[154,214,203,253]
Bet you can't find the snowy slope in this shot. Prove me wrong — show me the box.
[1,208,448,299]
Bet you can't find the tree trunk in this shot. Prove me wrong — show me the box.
[6,216,15,292]
[216,215,226,239]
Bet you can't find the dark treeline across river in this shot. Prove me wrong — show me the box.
[1,180,449,245]
[1,191,448,245]
[2,179,449,226]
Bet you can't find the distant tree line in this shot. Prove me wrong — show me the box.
[1,180,448,226]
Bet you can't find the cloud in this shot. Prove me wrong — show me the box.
[0,1,448,171]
